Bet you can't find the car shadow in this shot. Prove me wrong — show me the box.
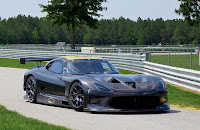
[89,109,181,115]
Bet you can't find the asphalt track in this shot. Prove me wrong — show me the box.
[0,67,200,130]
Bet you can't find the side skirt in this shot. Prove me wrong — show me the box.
[37,93,70,107]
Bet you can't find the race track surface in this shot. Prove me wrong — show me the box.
[0,67,200,130]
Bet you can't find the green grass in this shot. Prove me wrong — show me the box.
[118,69,138,74]
[151,54,200,71]
[0,45,8,48]
[167,84,200,109]
[0,58,45,69]
[0,105,68,130]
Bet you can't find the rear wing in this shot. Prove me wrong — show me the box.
[20,58,54,67]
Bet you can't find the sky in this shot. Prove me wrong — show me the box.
[0,0,182,21]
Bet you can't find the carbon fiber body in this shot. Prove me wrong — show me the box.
[23,57,170,112]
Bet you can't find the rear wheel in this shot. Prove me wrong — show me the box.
[26,76,37,103]
[69,82,85,111]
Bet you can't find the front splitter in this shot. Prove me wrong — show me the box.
[85,103,170,113]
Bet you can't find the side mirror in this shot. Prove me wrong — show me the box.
[63,67,68,74]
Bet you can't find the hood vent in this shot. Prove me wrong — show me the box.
[107,78,120,83]
[125,82,136,89]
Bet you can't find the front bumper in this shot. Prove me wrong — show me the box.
[84,91,170,112]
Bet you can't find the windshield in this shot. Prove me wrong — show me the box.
[65,59,119,74]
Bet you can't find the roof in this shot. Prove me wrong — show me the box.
[62,56,103,60]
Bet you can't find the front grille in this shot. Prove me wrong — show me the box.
[109,96,160,109]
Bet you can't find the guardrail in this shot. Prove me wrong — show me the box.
[144,62,200,91]
[0,49,199,92]
[0,49,146,74]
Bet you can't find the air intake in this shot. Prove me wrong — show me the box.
[107,78,120,83]
[125,82,136,88]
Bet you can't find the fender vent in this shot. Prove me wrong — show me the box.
[107,78,120,83]
[125,82,136,88]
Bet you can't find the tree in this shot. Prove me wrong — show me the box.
[2,15,200,45]
[171,21,190,44]
[160,20,177,44]
[32,28,40,44]
[40,0,107,49]
[176,0,200,26]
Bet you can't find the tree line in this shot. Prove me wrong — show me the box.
[0,15,200,45]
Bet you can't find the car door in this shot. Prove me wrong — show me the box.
[39,60,66,96]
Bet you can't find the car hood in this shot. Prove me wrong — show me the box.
[87,74,161,92]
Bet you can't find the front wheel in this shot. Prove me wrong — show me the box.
[69,82,85,112]
[26,76,37,103]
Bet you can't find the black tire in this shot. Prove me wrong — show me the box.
[69,82,85,112]
[26,76,37,103]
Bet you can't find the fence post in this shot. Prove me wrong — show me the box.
[145,52,151,62]
[168,52,170,66]
[190,52,192,69]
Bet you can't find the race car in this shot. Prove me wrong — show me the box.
[20,56,170,112]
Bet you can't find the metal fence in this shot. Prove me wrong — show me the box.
[144,62,200,91]
[0,49,199,92]
[1,44,198,54]
[150,52,200,69]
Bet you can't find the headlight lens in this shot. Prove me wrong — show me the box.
[94,83,112,92]
[156,80,166,91]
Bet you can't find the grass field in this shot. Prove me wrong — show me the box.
[167,84,200,109]
[0,105,68,130]
[0,58,45,69]
[0,58,199,110]
[0,45,8,48]
[118,69,138,74]
[151,54,200,71]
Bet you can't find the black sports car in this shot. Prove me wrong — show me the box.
[21,56,170,112]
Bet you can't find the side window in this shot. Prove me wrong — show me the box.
[47,61,63,74]
[101,62,111,71]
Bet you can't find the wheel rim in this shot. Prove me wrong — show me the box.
[69,83,84,109]
[26,78,36,102]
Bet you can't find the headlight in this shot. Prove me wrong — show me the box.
[156,80,166,91]
[94,83,112,92]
